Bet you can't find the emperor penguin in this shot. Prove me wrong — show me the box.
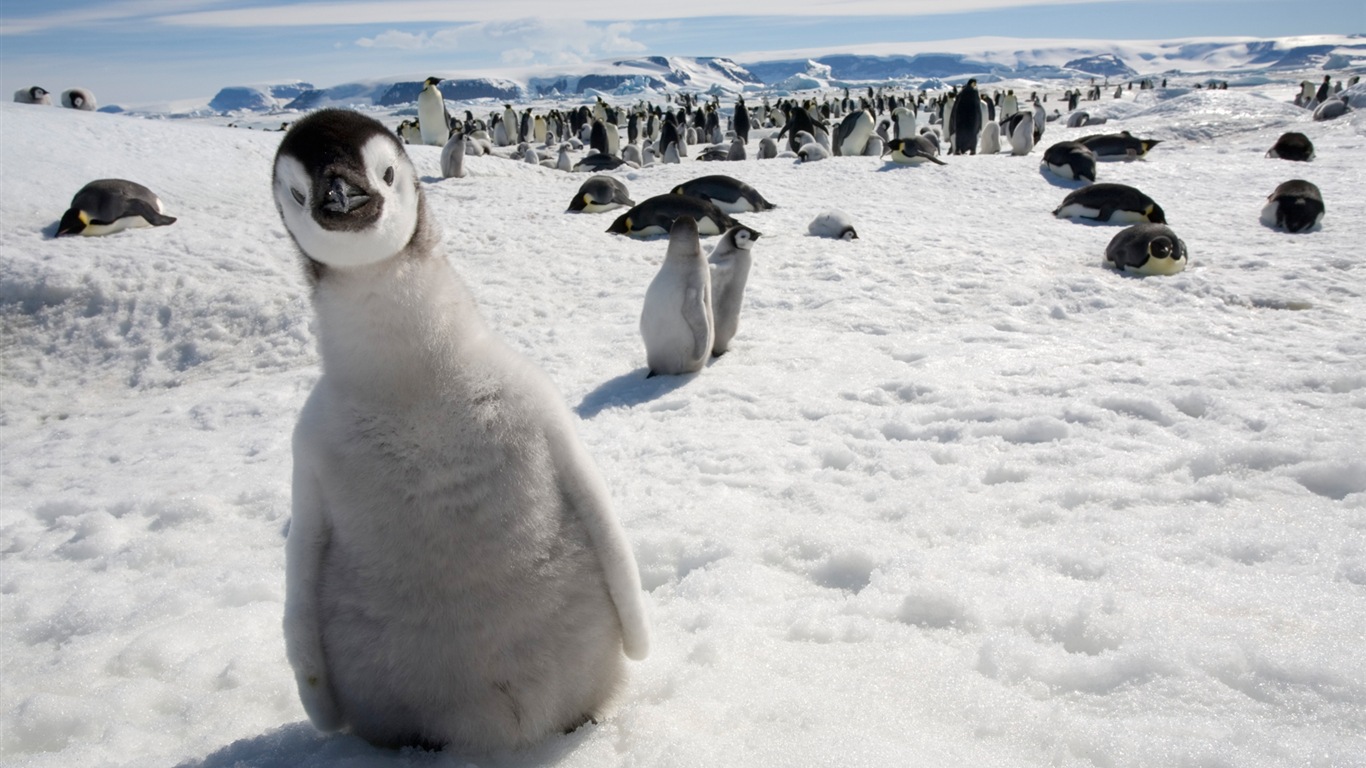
[567,175,633,213]
[1265,132,1314,162]
[1105,223,1188,276]
[56,179,177,236]
[439,132,466,179]
[808,210,858,240]
[1042,141,1097,182]
[271,108,649,752]
[1054,183,1166,224]
[417,77,450,146]
[641,216,714,377]
[834,109,874,156]
[672,174,776,213]
[14,86,51,105]
[503,104,519,144]
[708,224,760,356]
[1260,179,1324,233]
[892,105,917,138]
[949,79,983,155]
[886,136,946,166]
[61,87,97,111]
[1007,112,1035,156]
[1077,131,1160,159]
[607,194,742,238]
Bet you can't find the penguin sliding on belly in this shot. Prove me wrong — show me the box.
[56,179,177,236]
[607,194,745,238]
[671,175,776,213]
[271,108,649,752]
[1260,179,1324,233]
[1054,183,1166,224]
[1105,223,1188,276]
[1042,141,1098,182]
[567,175,633,213]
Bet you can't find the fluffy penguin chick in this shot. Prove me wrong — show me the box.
[272,109,649,752]
[808,210,858,240]
[708,225,760,356]
[640,216,714,376]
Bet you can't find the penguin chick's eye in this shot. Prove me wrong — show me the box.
[290,188,306,206]
[383,167,395,186]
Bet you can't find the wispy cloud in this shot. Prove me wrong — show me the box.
[1,0,226,35]
[152,0,1120,28]
[355,19,646,67]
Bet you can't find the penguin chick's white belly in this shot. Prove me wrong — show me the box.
[296,379,625,750]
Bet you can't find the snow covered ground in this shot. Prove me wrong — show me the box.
[2,72,1365,767]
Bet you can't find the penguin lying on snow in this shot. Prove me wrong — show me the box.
[13,86,51,105]
[672,175,776,213]
[1054,183,1165,225]
[57,179,177,236]
[607,194,746,238]
[567,175,633,213]
[1260,180,1324,233]
[271,108,649,752]
[808,210,858,240]
[61,88,97,111]
[1105,223,1188,276]
[885,136,945,165]
[1076,131,1160,159]
[1265,132,1314,162]
[1042,141,1098,182]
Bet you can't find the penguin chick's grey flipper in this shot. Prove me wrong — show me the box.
[547,421,650,661]
[283,462,343,732]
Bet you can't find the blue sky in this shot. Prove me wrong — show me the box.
[3,1,1361,105]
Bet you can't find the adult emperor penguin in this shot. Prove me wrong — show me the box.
[567,175,634,213]
[949,79,983,154]
[886,137,946,165]
[271,109,649,752]
[641,216,713,377]
[892,105,917,138]
[1053,183,1166,224]
[607,194,742,238]
[417,77,450,146]
[1042,141,1098,182]
[56,179,177,236]
[834,108,874,156]
[708,224,760,356]
[61,87,97,111]
[1077,131,1160,159]
[1260,179,1324,233]
[672,175,776,213]
[1007,111,1035,155]
[1265,131,1314,162]
[1105,223,1188,275]
[13,86,51,105]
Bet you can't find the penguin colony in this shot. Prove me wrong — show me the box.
[36,72,1345,752]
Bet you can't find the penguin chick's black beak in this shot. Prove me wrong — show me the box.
[323,176,371,214]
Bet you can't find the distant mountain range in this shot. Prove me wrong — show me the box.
[202,35,1365,113]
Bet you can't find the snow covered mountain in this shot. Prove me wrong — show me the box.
[199,35,1366,115]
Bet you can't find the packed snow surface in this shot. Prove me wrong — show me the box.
[2,72,1365,768]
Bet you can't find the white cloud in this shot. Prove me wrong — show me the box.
[354,18,649,66]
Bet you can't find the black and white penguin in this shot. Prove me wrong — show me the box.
[417,77,450,146]
[834,108,874,156]
[606,194,743,238]
[567,175,634,213]
[672,175,776,213]
[1265,131,1315,162]
[56,179,177,237]
[1053,183,1166,224]
[949,78,983,155]
[808,210,858,240]
[61,87,97,111]
[734,96,751,144]
[574,154,627,172]
[271,108,649,752]
[1105,223,1188,275]
[641,216,713,377]
[1042,141,1098,182]
[1260,179,1324,233]
[1077,131,1160,159]
[1312,97,1350,122]
[885,136,946,165]
[708,224,761,356]
[13,86,51,105]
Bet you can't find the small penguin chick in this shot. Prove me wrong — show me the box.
[708,224,760,357]
[808,210,858,240]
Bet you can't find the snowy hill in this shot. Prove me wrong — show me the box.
[3,62,1366,768]
[195,35,1366,115]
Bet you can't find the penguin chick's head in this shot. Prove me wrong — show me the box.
[273,109,421,271]
[730,224,761,249]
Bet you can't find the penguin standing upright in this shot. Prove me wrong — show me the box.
[949,79,983,154]
[708,225,760,357]
[734,96,751,144]
[640,216,714,377]
[417,77,450,146]
[271,109,649,752]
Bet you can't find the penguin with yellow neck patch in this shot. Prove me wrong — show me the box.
[56,179,177,237]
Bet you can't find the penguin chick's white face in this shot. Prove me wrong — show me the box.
[273,111,420,270]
